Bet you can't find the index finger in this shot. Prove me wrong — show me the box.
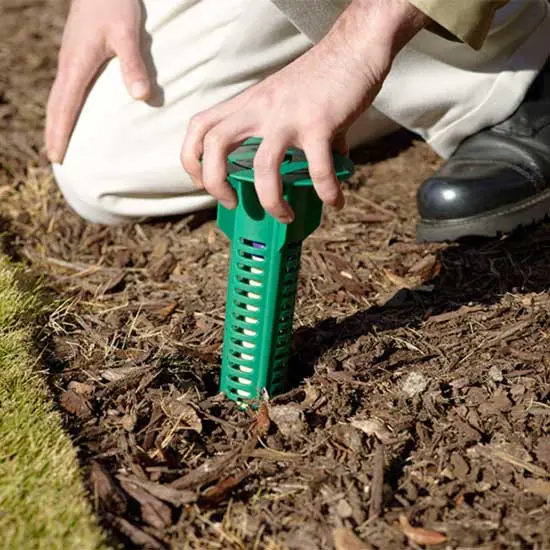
[45,50,105,164]
[181,95,246,185]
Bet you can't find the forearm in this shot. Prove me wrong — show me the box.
[331,0,431,63]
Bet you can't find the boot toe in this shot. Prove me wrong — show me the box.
[417,160,539,221]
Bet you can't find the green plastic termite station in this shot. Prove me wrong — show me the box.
[217,137,354,405]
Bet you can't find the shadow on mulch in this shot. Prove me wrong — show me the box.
[350,129,417,166]
[291,226,550,386]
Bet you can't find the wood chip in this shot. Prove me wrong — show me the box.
[398,515,447,546]
[407,254,437,275]
[153,301,178,318]
[150,237,169,259]
[453,419,482,442]
[243,448,301,461]
[136,369,161,394]
[450,453,469,480]
[333,527,374,550]
[524,478,550,497]
[119,478,172,530]
[122,413,136,432]
[117,476,196,506]
[482,320,532,348]
[0,185,13,199]
[90,462,127,514]
[107,514,164,549]
[148,253,177,282]
[170,450,240,490]
[59,389,93,419]
[383,268,410,289]
[427,305,484,324]
[201,471,248,504]
[362,213,393,223]
[97,270,126,295]
[369,442,385,519]
[474,444,550,478]
[535,436,550,469]
[352,194,394,218]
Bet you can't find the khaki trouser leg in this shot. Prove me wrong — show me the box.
[53,0,550,224]
[372,0,550,157]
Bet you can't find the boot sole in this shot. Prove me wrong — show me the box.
[416,188,550,243]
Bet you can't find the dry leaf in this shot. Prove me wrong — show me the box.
[101,365,149,382]
[302,383,320,407]
[67,380,94,397]
[333,527,373,550]
[161,397,202,433]
[269,403,305,439]
[399,515,447,546]
[251,403,271,439]
[350,417,393,444]
[122,413,136,432]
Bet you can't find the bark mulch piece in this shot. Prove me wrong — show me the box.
[3,1,550,548]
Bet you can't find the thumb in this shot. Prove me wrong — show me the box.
[113,30,151,100]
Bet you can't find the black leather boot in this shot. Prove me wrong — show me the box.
[416,59,550,242]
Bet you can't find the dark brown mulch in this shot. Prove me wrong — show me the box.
[3,1,550,549]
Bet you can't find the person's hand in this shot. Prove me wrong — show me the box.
[181,0,429,223]
[46,0,151,164]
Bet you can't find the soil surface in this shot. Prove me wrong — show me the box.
[3,1,550,549]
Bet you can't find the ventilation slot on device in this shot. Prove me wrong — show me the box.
[225,239,268,399]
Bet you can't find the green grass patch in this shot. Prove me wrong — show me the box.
[0,255,106,550]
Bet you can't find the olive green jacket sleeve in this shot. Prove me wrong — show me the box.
[270,0,510,49]
[409,0,510,50]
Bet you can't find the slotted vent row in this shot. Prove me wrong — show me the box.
[225,240,303,400]
[266,248,302,393]
[226,239,267,398]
